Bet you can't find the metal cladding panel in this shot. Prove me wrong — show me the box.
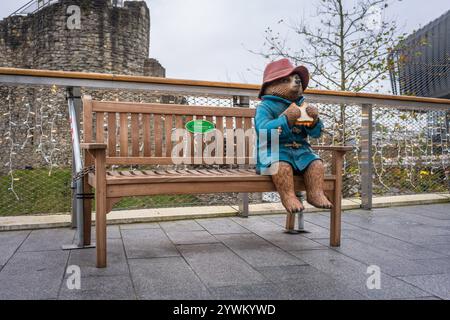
[393,10,450,98]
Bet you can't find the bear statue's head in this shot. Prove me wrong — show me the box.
[263,73,304,102]
[259,58,309,102]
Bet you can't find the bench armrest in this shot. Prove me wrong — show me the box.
[311,145,353,176]
[81,143,107,150]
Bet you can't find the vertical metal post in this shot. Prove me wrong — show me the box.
[235,95,250,217]
[360,104,373,210]
[66,87,84,247]
[70,88,83,228]
[297,212,305,230]
[238,193,249,218]
[71,152,77,228]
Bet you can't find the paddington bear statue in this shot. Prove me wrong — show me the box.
[255,58,332,220]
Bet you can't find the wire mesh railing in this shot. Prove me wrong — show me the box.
[0,69,449,216]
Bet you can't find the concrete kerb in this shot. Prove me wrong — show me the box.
[0,194,448,232]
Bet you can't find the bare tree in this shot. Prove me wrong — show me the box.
[252,0,406,93]
[251,0,407,145]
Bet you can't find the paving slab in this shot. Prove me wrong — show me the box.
[254,230,327,251]
[289,249,431,299]
[304,213,360,230]
[216,233,306,268]
[159,220,205,232]
[230,216,282,233]
[165,230,219,245]
[316,238,446,277]
[209,283,288,300]
[122,228,179,259]
[255,265,367,300]
[263,215,337,239]
[409,258,450,274]
[400,204,450,220]
[342,211,450,241]
[0,230,29,266]
[129,257,210,300]
[195,218,251,235]
[0,250,69,300]
[386,210,450,227]
[345,209,450,233]
[18,228,75,252]
[59,275,135,300]
[405,235,450,246]
[424,243,450,255]
[399,273,450,300]
[177,243,268,288]
[344,229,449,260]
[119,222,160,230]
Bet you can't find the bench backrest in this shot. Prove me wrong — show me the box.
[82,96,256,166]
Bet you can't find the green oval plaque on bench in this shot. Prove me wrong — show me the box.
[185,119,216,134]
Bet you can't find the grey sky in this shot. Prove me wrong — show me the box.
[2,0,449,85]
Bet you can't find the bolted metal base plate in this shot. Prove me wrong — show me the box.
[62,243,96,251]
[295,228,311,234]
[284,229,311,234]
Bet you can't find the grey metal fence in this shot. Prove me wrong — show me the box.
[0,69,449,217]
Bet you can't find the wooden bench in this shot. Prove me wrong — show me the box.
[80,96,352,268]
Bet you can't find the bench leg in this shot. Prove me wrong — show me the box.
[95,190,107,268]
[285,212,297,233]
[330,150,344,247]
[329,192,341,247]
[82,176,92,246]
[93,149,107,268]
[297,211,305,230]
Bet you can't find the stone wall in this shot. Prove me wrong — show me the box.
[0,0,165,75]
[0,0,166,174]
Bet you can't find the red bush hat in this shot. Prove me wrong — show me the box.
[258,58,309,99]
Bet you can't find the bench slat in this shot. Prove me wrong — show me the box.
[244,117,253,163]
[108,113,117,157]
[185,115,194,157]
[88,169,337,186]
[119,113,128,157]
[175,115,184,157]
[236,117,245,162]
[216,116,224,159]
[165,115,173,157]
[131,113,140,157]
[96,112,105,144]
[143,114,151,157]
[83,97,93,143]
[205,116,214,157]
[225,117,234,159]
[154,114,163,157]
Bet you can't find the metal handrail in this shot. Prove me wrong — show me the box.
[0,67,449,109]
[8,0,59,17]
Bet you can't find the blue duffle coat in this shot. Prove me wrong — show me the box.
[255,95,323,174]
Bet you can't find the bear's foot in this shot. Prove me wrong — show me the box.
[306,192,332,209]
[281,195,304,213]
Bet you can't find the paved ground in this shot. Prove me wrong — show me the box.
[0,203,449,300]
